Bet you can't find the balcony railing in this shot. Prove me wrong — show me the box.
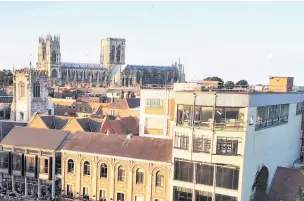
[177,119,246,131]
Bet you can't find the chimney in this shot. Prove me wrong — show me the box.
[106,129,110,136]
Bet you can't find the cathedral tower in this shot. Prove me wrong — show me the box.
[37,34,61,85]
[11,68,49,122]
[100,38,125,69]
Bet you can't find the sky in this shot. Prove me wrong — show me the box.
[1,1,304,85]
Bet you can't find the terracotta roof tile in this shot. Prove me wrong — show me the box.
[268,167,304,201]
[62,131,172,163]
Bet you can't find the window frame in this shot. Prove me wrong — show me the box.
[83,161,91,176]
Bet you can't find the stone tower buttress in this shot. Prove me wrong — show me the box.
[37,34,61,85]
[100,38,125,69]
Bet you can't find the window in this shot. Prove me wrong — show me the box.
[135,196,144,201]
[67,185,73,197]
[117,166,125,181]
[33,81,40,98]
[177,105,193,126]
[40,158,48,174]
[297,102,304,115]
[174,160,193,182]
[156,171,164,187]
[68,159,74,173]
[79,107,82,112]
[26,156,35,172]
[83,187,89,199]
[146,99,163,108]
[196,164,214,186]
[256,104,290,130]
[193,135,211,153]
[100,163,107,178]
[215,194,237,201]
[99,190,106,201]
[136,168,144,184]
[83,161,90,175]
[0,153,9,169]
[20,112,24,121]
[110,109,116,116]
[216,166,239,190]
[18,82,25,98]
[196,190,212,201]
[117,192,125,201]
[12,154,22,171]
[174,132,189,150]
[173,186,192,201]
[216,137,241,155]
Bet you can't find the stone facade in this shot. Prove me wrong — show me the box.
[62,151,171,201]
[10,69,49,122]
[100,38,126,69]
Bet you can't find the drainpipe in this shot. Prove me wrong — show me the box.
[192,93,197,201]
[211,93,217,201]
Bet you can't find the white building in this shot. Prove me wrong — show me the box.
[171,89,304,201]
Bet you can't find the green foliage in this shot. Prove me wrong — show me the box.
[204,76,224,83]
[235,79,249,88]
[0,69,13,86]
[296,187,304,201]
[225,81,235,89]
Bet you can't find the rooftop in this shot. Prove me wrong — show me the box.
[268,167,304,201]
[62,131,172,163]
[61,62,104,69]
[1,127,69,151]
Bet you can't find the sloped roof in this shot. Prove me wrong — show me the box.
[62,131,172,163]
[126,98,140,108]
[1,127,69,151]
[0,120,27,141]
[268,167,304,201]
[61,62,103,69]
[128,64,178,71]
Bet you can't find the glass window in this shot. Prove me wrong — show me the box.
[193,135,211,153]
[40,158,48,174]
[216,166,239,190]
[156,171,164,187]
[196,190,212,201]
[68,159,74,173]
[26,156,35,172]
[33,81,40,98]
[136,168,144,184]
[118,166,125,181]
[215,194,237,201]
[196,164,214,186]
[174,132,189,150]
[117,192,125,201]
[216,137,241,155]
[100,163,107,178]
[173,186,193,201]
[83,161,90,176]
[0,153,9,169]
[67,185,73,197]
[99,190,106,201]
[174,160,193,182]
[83,187,89,199]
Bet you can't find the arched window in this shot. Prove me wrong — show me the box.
[100,163,107,178]
[136,168,144,184]
[51,50,57,63]
[83,161,90,175]
[110,45,115,62]
[33,82,40,98]
[116,45,121,62]
[155,171,164,187]
[117,166,125,181]
[52,69,57,78]
[18,82,25,98]
[67,159,74,173]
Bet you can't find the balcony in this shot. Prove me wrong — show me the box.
[176,105,246,131]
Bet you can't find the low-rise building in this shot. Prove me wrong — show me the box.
[0,127,70,200]
[61,131,172,201]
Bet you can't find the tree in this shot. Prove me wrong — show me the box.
[235,79,249,88]
[204,77,224,88]
[225,81,235,89]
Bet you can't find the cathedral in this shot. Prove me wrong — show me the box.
[36,34,185,87]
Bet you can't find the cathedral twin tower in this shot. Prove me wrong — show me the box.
[37,34,126,86]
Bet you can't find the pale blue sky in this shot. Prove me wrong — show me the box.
[1,2,304,85]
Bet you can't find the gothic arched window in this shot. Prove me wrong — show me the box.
[51,50,57,63]
[83,161,90,176]
[18,82,25,98]
[52,69,57,78]
[33,81,40,98]
[110,45,115,62]
[116,45,121,62]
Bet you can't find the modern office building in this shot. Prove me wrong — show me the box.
[171,88,304,201]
